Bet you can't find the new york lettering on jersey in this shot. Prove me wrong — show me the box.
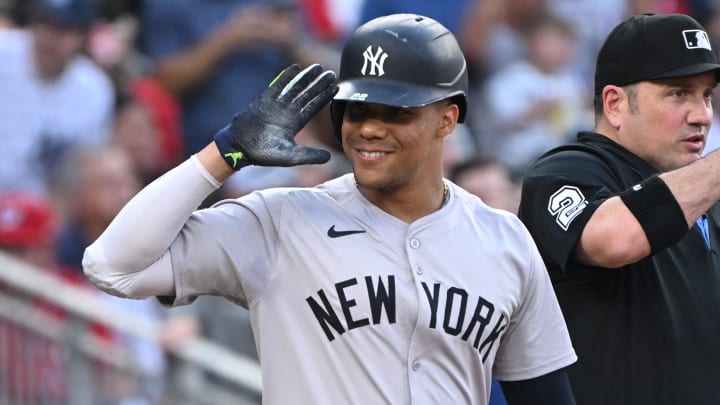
[306,274,506,361]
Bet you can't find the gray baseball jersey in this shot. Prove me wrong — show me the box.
[163,172,576,404]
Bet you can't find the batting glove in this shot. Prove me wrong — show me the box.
[214,64,337,170]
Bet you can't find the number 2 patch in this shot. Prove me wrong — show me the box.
[548,186,588,231]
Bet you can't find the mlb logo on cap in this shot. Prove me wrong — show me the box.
[683,30,712,50]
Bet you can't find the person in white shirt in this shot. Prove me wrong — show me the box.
[0,0,114,194]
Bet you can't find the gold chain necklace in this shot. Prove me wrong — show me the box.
[354,179,449,204]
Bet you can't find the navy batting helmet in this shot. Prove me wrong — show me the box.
[331,13,469,141]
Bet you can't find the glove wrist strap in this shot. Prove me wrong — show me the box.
[213,125,250,171]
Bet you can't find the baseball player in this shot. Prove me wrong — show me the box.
[518,13,720,405]
[84,14,576,404]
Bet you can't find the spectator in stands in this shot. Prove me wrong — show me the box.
[480,11,590,176]
[137,0,338,159]
[0,191,148,405]
[0,0,114,195]
[83,1,186,172]
[0,190,170,404]
[450,157,520,214]
[0,191,59,268]
[113,83,184,186]
[54,146,140,272]
[50,146,169,402]
[112,92,165,186]
[0,191,73,404]
[127,77,185,172]
[548,0,628,93]
[458,0,548,80]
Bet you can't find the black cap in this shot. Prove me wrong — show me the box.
[32,0,98,31]
[594,13,720,94]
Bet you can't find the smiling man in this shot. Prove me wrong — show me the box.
[82,13,577,405]
[518,13,720,405]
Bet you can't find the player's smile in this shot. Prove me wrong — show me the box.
[358,150,389,159]
[355,149,392,162]
[350,146,395,185]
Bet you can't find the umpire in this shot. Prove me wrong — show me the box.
[518,13,720,405]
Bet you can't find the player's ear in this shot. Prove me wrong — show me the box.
[437,101,459,138]
[602,85,625,129]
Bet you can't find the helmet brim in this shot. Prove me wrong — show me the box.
[334,78,463,109]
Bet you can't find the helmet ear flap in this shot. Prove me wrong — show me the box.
[330,100,346,144]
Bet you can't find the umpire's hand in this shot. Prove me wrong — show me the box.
[214,64,337,170]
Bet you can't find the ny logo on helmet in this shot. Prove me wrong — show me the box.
[361,46,388,76]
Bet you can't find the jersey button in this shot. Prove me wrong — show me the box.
[411,360,421,371]
[415,265,423,275]
[410,239,421,249]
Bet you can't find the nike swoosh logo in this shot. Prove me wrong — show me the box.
[327,225,366,238]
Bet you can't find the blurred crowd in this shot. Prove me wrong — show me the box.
[1,0,720,403]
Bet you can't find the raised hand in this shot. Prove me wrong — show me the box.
[214,64,337,169]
